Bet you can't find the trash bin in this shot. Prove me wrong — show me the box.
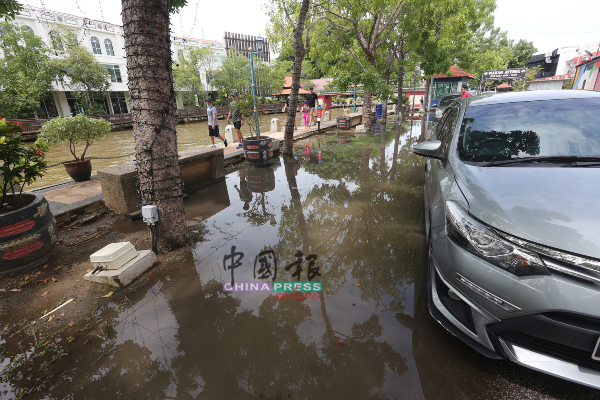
[376,104,383,119]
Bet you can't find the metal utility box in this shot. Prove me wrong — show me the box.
[337,116,351,130]
[90,242,137,270]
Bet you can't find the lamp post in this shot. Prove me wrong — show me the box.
[249,35,264,136]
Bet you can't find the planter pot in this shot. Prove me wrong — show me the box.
[246,167,276,193]
[243,136,273,167]
[0,193,58,277]
[63,159,92,182]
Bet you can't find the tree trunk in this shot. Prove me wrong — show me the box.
[423,77,431,113]
[122,0,188,251]
[284,158,310,254]
[282,0,310,156]
[362,89,372,131]
[397,42,405,119]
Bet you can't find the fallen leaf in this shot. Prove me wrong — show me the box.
[356,283,360,286]
[48,315,55,322]
[41,340,51,346]
[102,292,113,298]
[41,291,49,297]
[68,322,75,327]
[51,277,58,282]
[60,313,64,317]
[17,342,21,345]
[43,265,47,269]
[25,275,30,281]
[34,271,41,277]
[41,279,48,284]
[193,230,199,234]
[4,323,9,330]
[0,288,6,292]
[334,341,346,347]
[10,289,22,292]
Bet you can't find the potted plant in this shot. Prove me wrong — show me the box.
[0,117,58,276]
[236,93,273,167]
[39,114,112,182]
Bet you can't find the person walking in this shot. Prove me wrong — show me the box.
[206,97,227,147]
[283,95,300,130]
[226,91,244,149]
[306,87,318,126]
[461,84,472,98]
[234,168,252,211]
[301,101,310,129]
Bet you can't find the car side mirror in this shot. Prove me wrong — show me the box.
[413,140,444,160]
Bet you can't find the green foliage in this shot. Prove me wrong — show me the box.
[508,39,537,69]
[173,47,214,108]
[39,114,112,161]
[232,93,260,138]
[52,27,111,114]
[0,118,49,203]
[0,21,58,119]
[212,53,286,104]
[0,0,21,20]
[512,65,542,91]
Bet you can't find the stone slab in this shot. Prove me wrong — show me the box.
[42,179,103,204]
[84,250,157,287]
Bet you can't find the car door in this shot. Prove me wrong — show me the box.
[426,105,460,232]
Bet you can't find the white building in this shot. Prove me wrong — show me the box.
[1,6,225,117]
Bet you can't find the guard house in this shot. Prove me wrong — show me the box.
[274,76,309,101]
[429,65,476,109]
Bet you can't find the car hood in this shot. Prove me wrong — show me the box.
[455,164,600,259]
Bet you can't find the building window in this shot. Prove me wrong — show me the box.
[102,64,122,83]
[215,53,222,66]
[50,30,62,51]
[206,70,214,85]
[65,91,109,115]
[91,36,102,55]
[110,92,128,114]
[104,39,114,56]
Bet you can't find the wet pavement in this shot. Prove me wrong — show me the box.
[2,121,599,399]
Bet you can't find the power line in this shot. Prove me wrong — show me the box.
[511,30,600,36]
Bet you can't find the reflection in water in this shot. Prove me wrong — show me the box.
[5,122,591,399]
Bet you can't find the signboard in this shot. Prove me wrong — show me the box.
[482,68,527,81]
[317,106,322,121]
[194,94,199,107]
[532,73,573,82]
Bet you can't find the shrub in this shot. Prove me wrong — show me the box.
[0,117,49,205]
[39,114,112,161]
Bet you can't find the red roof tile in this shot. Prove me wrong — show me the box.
[434,65,476,80]
[496,83,513,88]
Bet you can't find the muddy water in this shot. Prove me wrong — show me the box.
[3,121,593,399]
[28,108,347,190]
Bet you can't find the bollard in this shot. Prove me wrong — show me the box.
[225,125,235,143]
[270,118,280,133]
[323,111,330,122]
[358,107,363,114]
[343,109,348,116]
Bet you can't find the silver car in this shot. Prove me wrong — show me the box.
[413,90,600,389]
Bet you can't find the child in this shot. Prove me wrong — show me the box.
[206,97,228,147]
[301,100,310,129]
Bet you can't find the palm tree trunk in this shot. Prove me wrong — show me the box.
[283,0,310,155]
[122,0,188,251]
[362,89,372,131]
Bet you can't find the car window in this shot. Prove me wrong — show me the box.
[438,106,459,153]
[439,94,461,107]
[458,98,600,162]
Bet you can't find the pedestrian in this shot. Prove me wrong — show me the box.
[226,91,244,149]
[461,84,471,98]
[283,95,300,130]
[420,96,424,109]
[206,97,227,147]
[301,100,310,129]
[306,87,318,126]
[234,168,252,211]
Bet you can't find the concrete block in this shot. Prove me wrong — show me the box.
[270,118,280,133]
[224,125,235,143]
[323,111,330,122]
[98,162,138,215]
[358,107,363,114]
[355,125,366,133]
[84,250,157,287]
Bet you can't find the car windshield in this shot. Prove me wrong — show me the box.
[458,98,600,162]
[439,94,461,107]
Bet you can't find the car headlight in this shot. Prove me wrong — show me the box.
[445,201,549,276]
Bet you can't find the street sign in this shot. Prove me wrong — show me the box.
[317,105,322,121]
[482,68,528,81]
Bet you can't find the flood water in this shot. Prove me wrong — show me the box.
[28,108,348,190]
[2,121,595,399]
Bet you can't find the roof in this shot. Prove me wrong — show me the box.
[434,65,476,80]
[496,83,513,88]
[275,88,310,95]
[310,78,334,92]
[464,89,600,107]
